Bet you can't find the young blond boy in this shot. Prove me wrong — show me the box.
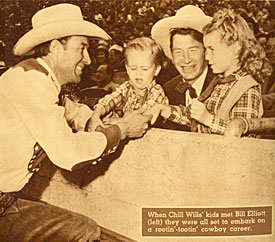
[89,37,168,131]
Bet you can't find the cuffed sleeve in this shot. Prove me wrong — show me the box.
[167,105,190,126]
[72,125,121,170]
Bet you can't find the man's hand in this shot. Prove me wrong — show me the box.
[190,99,213,126]
[87,112,105,132]
[116,109,152,139]
[103,116,121,125]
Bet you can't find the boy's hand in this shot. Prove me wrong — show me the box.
[143,105,161,125]
[144,104,171,125]
[190,99,213,126]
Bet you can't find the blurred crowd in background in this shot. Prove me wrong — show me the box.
[1,0,275,98]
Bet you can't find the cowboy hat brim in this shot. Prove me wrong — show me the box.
[151,15,212,60]
[13,20,111,56]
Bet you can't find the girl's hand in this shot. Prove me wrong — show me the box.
[190,99,213,126]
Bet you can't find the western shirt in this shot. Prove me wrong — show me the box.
[95,80,169,115]
[0,58,118,192]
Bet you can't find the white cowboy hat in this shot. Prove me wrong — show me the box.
[151,5,212,60]
[109,44,123,53]
[13,3,111,56]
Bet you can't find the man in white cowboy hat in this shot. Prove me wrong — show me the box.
[0,3,151,241]
[151,5,215,131]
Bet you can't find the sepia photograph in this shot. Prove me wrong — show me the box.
[0,0,274,241]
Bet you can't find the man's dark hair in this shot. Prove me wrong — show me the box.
[34,36,71,57]
[169,28,203,51]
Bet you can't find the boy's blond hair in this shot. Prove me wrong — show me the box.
[125,37,163,66]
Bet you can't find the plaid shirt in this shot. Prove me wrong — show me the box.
[168,70,262,135]
[96,80,168,115]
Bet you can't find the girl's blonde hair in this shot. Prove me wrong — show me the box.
[203,8,272,84]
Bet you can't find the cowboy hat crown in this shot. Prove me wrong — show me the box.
[13,3,111,56]
[151,5,212,59]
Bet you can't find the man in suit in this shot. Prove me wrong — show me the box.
[151,5,215,131]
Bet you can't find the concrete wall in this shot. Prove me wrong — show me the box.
[23,128,275,242]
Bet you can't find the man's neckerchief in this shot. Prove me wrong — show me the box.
[175,81,198,99]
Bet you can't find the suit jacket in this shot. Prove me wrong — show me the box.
[155,66,216,131]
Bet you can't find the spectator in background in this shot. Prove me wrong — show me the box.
[1,0,275,67]
[259,16,275,34]
[109,24,122,43]
[94,64,113,90]
[108,44,126,72]
[104,71,129,93]
[256,32,267,47]
[262,31,275,117]
[78,64,114,108]
[246,1,259,20]
[245,17,259,35]
[265,31,275,69]
[94,13,105,27]
[95,44,109,67]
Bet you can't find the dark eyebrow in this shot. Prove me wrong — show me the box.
[172,45,201,50]
[205,45,214,49]
[189,46,200,49]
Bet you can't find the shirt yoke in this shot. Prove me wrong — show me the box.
[12,58,49,75]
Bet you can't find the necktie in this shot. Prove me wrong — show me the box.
[175,81,198,131]
[175,81,198,98]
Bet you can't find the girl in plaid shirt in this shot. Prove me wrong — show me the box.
[88,37,168,131]
[147,8,272,135]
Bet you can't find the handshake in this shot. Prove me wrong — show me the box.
[86,104,169,140]
[87,100,212,140]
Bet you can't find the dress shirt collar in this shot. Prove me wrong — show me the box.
[183,66,208,106]
[182,65,208,95]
